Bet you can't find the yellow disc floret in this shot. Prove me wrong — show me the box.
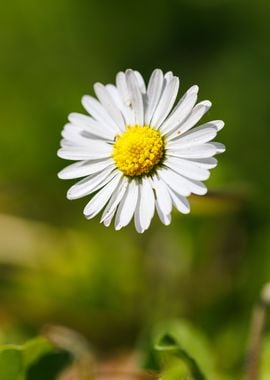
[113,125,164,177]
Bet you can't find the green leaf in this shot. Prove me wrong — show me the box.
[22,337,53,369]
[27,351,72,380]
[261,333,270,379]
[155,333,207,380]
[0,337,55,380]
[144,319,220,380]
[0,348,23,380]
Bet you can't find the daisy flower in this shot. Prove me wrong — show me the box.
[58,69,225,233]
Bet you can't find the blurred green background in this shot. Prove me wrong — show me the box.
[0,0,270,378]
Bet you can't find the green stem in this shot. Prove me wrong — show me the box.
[245,283,270,380]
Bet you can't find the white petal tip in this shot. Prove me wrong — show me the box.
[81,95,90,107]
[57,149,65,159]
[181,208,191,215]
[66,187,79,200]
[57,170,65,179]
[68,193,79,201]
[93,82,102,89]
[203,100,212,108]
[84,213,93,220]
[135,226,145,234]
[215,120,225,131]
[163,219,171,226]
[154,68,163,75]
[213,142,226,153]
[125,68,133,76]
[189,85,199,94]
[83,208,90,217]
[68,113,79,123]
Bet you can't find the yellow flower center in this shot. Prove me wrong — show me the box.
[113,125,164,177]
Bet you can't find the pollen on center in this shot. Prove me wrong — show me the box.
[112,125,164,177]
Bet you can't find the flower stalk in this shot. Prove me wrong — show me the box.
[245,283,270,380]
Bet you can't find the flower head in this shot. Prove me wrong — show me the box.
[58,69,225,233]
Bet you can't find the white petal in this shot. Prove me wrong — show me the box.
[168,100,212,138]
[210,142,226,153]
[156,204,172,226]
[167,126,217,149]
[182,157,217,169]
[144,69,164,125]
[134,193,143,233]
[100,177,129,225]
[167,144,217,159]
[158,167,207,196]
[57,145,112,161]
[68,113,114,140]
[180,177,208,195]
[168,188,190,214]
[67,166,117,200]
[82,95,118,131]
[60,139,78,148]
[114,180,139,230]
[152,175,172,215]
[106,84,135,126]
[116,71,131,106]
[126,69,144,125]
[164,163,208,195]
[58,158,114,180]
[134,71,146,93]
[61,124,110,148]
[140,178,155,230]
[160,85,198,135]
[134,178,155,233]
[105,84,121,105]
[152,175,173,226]
[94,83,125,131]
[83,172,122,219]
[157,167,191,196]
[165,157,210,181]
[164,71,173,80]
[151,76,179,128]
[169,121,222,143]
[202,120,225,131]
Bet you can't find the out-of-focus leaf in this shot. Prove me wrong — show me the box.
[155,333,206,380]
[0,348,22,380]
[0,336,60,380]
[143,319,221,379]
[161,357,190,380]
[261,333,270,380]
[189,189,248,216]
[22,337,53,369]
[27,351,71,380]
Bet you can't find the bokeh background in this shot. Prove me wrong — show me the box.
[1,0,270,378]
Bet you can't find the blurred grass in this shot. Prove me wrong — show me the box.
[0,0,270,378]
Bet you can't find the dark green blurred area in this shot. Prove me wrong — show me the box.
[0,0,270,378]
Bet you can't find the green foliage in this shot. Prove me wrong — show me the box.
[0,0,270,378]
[143,319,220,379]
[261,333,270,380]
[155,333,207,380]
[0,349,22,380]
[0,337,69,380]
[161,359,191,380]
